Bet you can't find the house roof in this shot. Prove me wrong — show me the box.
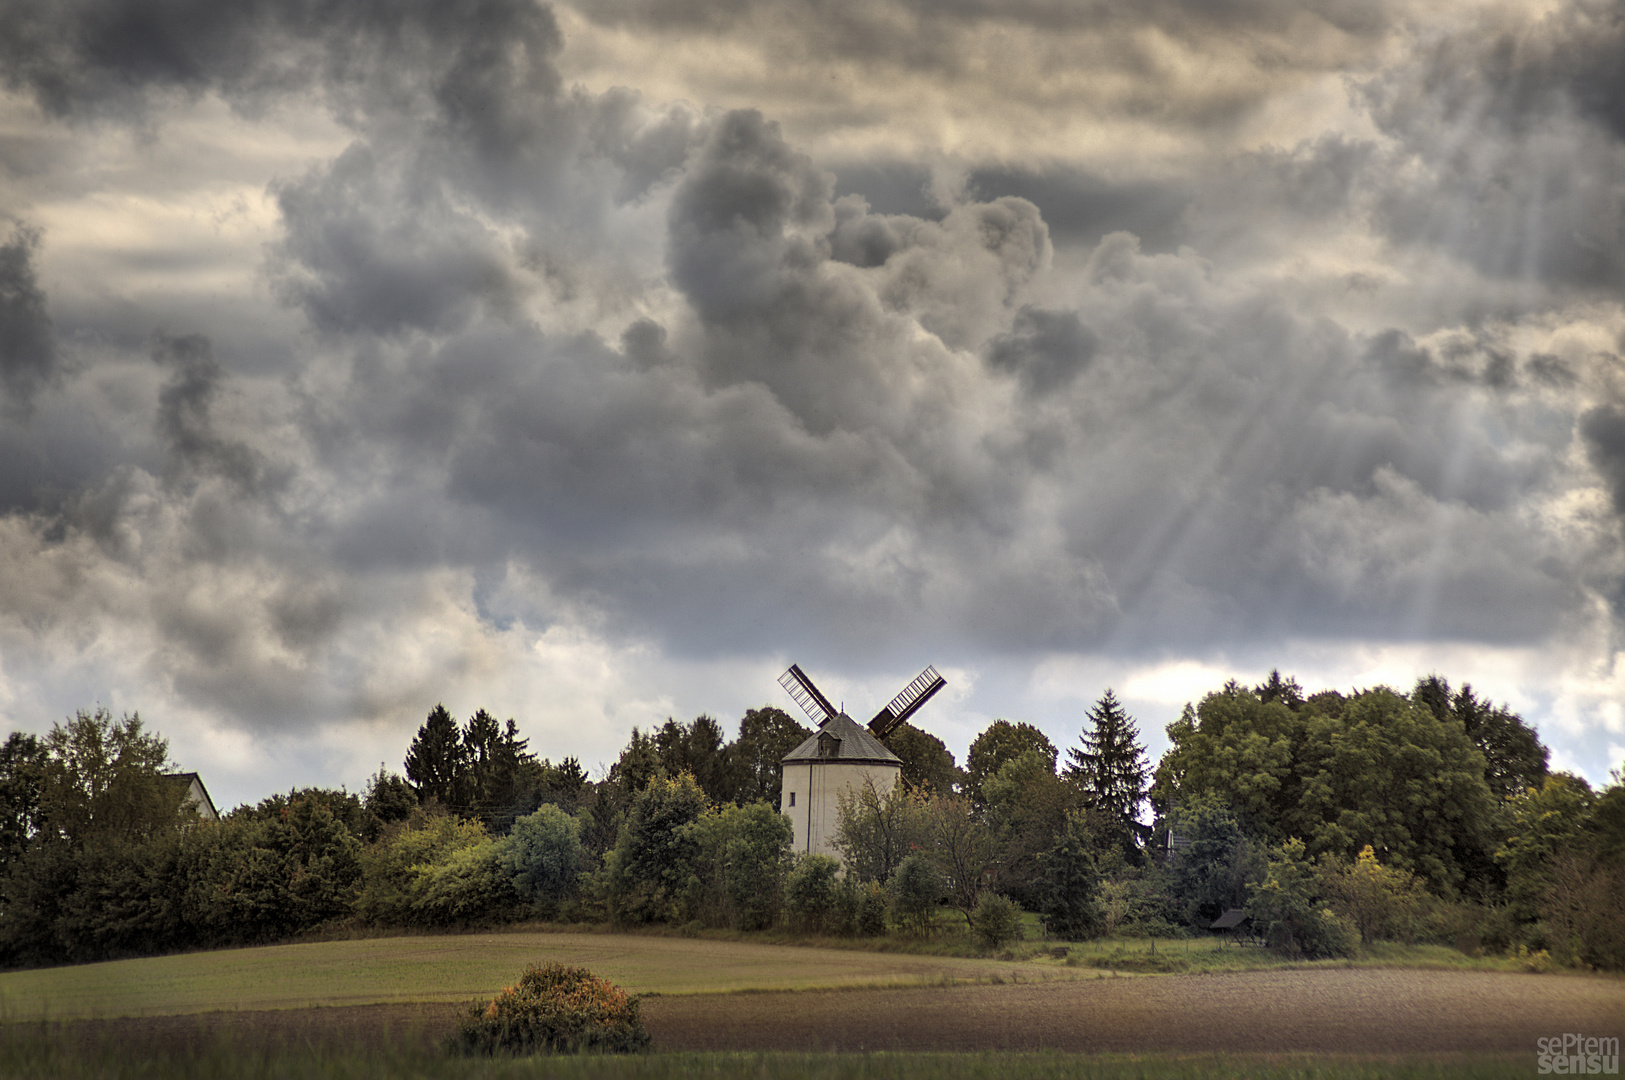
[782,712,903,766]
[163,771,220,820]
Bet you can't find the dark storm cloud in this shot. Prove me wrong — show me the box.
[1580,403,1625,517]
[0,224,58,411]
[153,334,266,492]
[967,168,1190,252]
[270,143,526,337]
[987,307,1098,395]
[575,0,1391,42]
[0,0,563,128]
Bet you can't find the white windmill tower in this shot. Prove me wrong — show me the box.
[776,663,947,858]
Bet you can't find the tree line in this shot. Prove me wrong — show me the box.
[0,671,1620,970]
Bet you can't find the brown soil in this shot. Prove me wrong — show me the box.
[17,969,1623,1056]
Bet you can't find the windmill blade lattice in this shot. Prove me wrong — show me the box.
[778,664,838,727]
[868,665,946,739]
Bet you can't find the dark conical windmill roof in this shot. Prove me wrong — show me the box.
[781,712,902,765]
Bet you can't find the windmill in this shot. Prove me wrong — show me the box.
[776,663,947,857]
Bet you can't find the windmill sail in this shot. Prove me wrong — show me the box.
[778,664,838,727]
[869,665,946,739]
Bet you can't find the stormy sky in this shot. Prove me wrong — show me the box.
[2,0,1624,808]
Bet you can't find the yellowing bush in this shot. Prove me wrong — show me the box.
[451,962,651,1055]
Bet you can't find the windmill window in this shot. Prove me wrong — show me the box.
[788,792,795,807]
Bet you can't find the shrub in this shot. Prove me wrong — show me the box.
[451,963,651,1055]
[890,853,942,935]
[973,893,1024,949]
[1248,839,1358,959]
[786,854,841,934]
[856,880,889,937]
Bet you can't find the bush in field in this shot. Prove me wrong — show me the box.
[786,854,841,933]
[890,853,942,935]
[451,962,650,1055]
[973,892,1023,949]
[501,805,582,915]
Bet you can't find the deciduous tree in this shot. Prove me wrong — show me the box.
[966,720,1056,808]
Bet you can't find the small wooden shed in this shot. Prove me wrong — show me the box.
[1210,907,1261,947]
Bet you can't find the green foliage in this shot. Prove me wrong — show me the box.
[1495,769,1625,969]
[1321,845,1426,945]
[889,853,942,935]
[966,720,1058,808]
[881,722,962,795]
[607,773,708,924]
[0,731,46,880]
[786,853,841,934]
[1161,796,1266,930]
[1494,772,1594,923]
[652,716,729,803]
[406,704,463,807]
[972,892,1023,948]
[414,837,522,926]
[609,728,662,797]
[1159,683,1498,894]
[729,707,810,810]
[501,804,583,914]
[38,709,194,849]
[1247,838,1358,959]
[357,814,493,925]
[687,800,793,930]
[831,776,929,884]
[855,879,888,936]
[1039,810,1103,940]
[983,748,1078,909]
[362,767,419,840]
[404,706,541,832]
[451,962,649,1055]
[1065,691,1149,861]
[927,793,998,927]
[1413,675,1549,800]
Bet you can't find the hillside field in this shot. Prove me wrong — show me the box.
[2,931,1620,1079]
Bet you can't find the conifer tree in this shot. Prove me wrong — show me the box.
[405,704,463,806]
[1065,689,1150,857]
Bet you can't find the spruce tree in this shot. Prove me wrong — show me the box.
[1065,689,1150,857]
[404,704,463,806]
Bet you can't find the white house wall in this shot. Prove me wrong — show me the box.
[782,760,901,860]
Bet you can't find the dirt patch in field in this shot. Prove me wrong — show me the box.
[15,970,1622,1056]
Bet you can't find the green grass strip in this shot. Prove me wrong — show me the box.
[0,1045,1532,1080]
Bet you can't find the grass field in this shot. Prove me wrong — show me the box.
[0,927,1542,1023]
[0,931,1078,1021]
